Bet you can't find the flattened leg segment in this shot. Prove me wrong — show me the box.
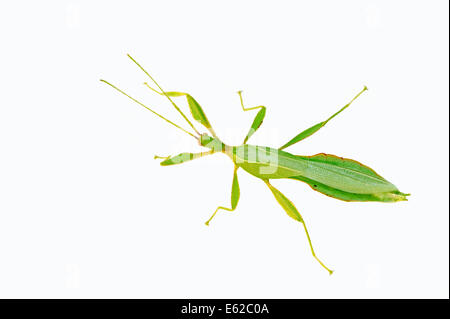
[279,86,368,150]
[237,90,267,144]
[155,150,215,166]
[264,180,333,275]
[205,166,240,225]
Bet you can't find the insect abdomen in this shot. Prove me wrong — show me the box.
[231,146,406,200]
[293,154,398,194]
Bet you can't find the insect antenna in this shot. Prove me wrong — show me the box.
[127,54,202,136]
[100,79,198,140]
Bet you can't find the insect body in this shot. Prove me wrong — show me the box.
[101,55,409,274]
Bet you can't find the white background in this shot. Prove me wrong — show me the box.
[0,0,448,298]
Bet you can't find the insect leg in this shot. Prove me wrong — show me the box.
[143,83,217,138]
[127,55,203,137]
[205,166,240,225]
[279,86,368,150]
[237,91,267,144]
[155,150,215,166]
[264,180,333,275]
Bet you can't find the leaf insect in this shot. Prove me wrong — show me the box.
[101,55,409,274]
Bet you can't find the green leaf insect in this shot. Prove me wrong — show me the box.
[101,54,410,275]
